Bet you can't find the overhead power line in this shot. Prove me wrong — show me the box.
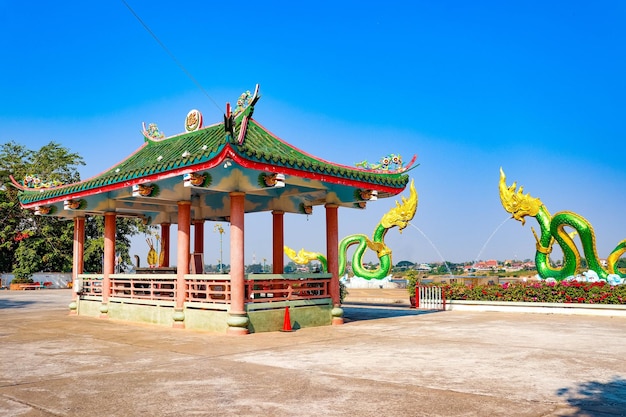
[121,0,222,113]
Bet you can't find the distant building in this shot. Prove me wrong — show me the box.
[416,263,432,271]
[465,259,499,272]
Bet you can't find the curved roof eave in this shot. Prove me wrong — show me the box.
[15,101,415,209]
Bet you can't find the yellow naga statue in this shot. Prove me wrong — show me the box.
[499,168,626,282]
[285,180,418,279]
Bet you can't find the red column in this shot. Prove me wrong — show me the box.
[325,204,343,325]
[76,217,85,277]
[102,212,116,317]
[174,201,191,328]
[272,210,284,274]
[193,220,204,254]
[70,216,85,314]
[160,223,170,267]
[227,192,249,335]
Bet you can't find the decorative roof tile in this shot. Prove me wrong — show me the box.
[17,103,413,207]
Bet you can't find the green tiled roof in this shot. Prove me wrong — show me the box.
[18,123,226,205]
[235,120,409,188]
[17,105,410,205]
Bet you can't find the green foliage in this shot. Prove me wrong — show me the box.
[340,281,348,303]
[405,269,419,297]
[13,215,74,274]
[246,263,264,274]
[438,281,626,304]
[0,140,143,277]
[422,262,463,275]
[0,141,84,278]
[0,192,24,272]
[10,276,34,284]
[83,216,147,273]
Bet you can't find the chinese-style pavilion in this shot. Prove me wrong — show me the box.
[13,86,414,334]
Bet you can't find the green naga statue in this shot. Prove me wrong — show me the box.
[499,168,626,283]
[285,179,417,279]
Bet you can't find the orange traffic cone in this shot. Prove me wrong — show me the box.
[281,305,293,332]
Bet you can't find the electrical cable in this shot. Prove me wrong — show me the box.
[121,0,222,113]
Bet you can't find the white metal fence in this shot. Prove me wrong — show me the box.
[416,285,446,310]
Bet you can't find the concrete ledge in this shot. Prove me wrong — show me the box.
[447,300,626,317]
[75,298,333,332]
[248,304,332,333]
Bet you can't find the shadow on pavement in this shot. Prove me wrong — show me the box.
[342,303,441,322]
[556,376,626,416]
[0,299,37,309]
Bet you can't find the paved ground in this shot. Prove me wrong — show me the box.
[1,289,626,416]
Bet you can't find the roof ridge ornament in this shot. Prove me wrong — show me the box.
[22,174,63,189]
[224,103,235,141]
[237,114,249,145]
[226,84,260,146]
[142,122,165,142]
[185,109,203,132]
[233,84,260,117]
[355,153,418,173]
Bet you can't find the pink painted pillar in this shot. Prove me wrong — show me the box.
[325,204,343,325]
[70,216,85,314]
[76,217,85,278]
[228,192,249,335]
[160,223,170,267]
[174,201,191,328]
[272,210,284,274]
[193,220,204,254]
[102,212,116,317]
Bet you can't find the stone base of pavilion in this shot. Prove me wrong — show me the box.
[70,273,338,333]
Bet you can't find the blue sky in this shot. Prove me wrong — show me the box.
[1,1,625,266]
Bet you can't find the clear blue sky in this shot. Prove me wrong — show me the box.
[1,1,625,266]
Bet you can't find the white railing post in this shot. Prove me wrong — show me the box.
[417,286,445,311]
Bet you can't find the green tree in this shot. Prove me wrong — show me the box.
[284,261,296,273]
[0,140,144,279]
[0,141,84,280]
[246,263,263,274]
[0,142,35,274]
[83,217,147,273]
[12,215,75,278]
[434,261,457,275]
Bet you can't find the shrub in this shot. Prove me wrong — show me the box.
[11,266,34,284]
[11,275,34,284]
[340,281,348,303]
[437,281,626,304]
[405,270,419,297]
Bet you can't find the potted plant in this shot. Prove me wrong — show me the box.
[9,273,35,291]
[405,270,419,308]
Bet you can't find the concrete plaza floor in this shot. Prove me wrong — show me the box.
[1,289,626,416]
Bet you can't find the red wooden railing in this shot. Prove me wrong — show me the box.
[76,274,103,297]
[245,273,332,303]
[110,275,177,302]
[76,273,332,307]
[186,276,231,304]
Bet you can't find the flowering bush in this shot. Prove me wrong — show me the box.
[438,281,626,304]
